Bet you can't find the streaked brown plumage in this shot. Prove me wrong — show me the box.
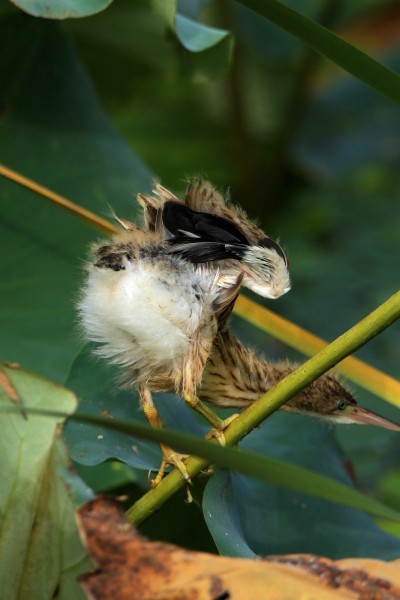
[199,329,400,430]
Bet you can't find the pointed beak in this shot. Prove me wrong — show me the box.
[343,405,400,431]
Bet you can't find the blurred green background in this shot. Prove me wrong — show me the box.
[1,0,399,562]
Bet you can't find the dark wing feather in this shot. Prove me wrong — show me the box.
[167,240,247,263]
[162,201,250,245]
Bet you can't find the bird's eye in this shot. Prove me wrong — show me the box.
[336,400,347,411]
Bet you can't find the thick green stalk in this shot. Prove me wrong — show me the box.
[126,290,400,524]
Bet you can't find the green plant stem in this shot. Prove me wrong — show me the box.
[4,403,399,523]
[235,0,400,106]
[126,290,400,525]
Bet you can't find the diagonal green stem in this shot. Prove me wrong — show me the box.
[126,290,400,525]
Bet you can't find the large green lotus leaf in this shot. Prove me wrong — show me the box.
[203,413,400,559]
[9,0,113,19]
[64,344,206,470]
[0,364,90,599]
[0,13,151,383]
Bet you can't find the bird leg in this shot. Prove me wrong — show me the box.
[182,324,240,445]
[139,385,191,486]
[183,394,238,445]
[206,412,239,444]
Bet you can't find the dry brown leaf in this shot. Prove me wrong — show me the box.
[77,496,400,600]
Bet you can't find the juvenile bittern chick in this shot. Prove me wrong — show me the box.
[137,179,291,300]
[199,329,400,431]
[79,179,292,484]
[78,226,243,485]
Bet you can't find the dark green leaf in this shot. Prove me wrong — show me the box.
[72,461,139,494]
[64,343,206,471]
[203,414,400,559]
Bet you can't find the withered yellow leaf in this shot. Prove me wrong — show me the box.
[77,496,400,600]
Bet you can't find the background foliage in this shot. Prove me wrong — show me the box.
[1,0,400,595]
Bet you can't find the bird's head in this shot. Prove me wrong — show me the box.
[283,373,400,431]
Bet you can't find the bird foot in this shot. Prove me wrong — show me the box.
[206,413,239,446]
[149,447,191,487]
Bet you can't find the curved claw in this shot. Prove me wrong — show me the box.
[206,413,239,446]
[150,448,191,487]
